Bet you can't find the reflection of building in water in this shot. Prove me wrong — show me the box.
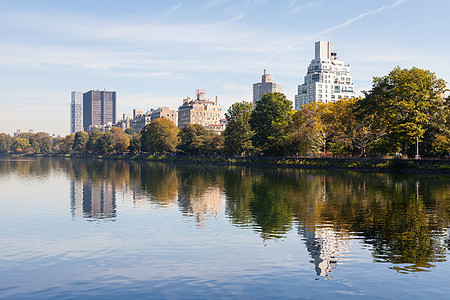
[117,184,149,208]
[299,225,350,278]
[178,186,223,225]
[70,179,116,220]
[70,180,83,219]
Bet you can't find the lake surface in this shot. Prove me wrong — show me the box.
[0,158,449,299]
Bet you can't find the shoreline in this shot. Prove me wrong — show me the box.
[2,153,449,174]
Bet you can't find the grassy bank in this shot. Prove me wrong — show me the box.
[7,153,449,174]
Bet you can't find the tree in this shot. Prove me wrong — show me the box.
[224,101,254,155]
[72,131,89,153]
[59,134,75,153]
[292,101,334,155]
[86,129,104,153]
[125,127,134,135]
[177,124,213,155]
[361,67,448,157]
[108,127,130,153]
[141,118,179,153]
[249,92,293,155]
[0,133,13,153]
[332,98,386,157]
[11,137,31,153]
[35,132,52,153]
[128,133,142,154]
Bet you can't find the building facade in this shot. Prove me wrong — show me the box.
[70,91,83,134]
[150,107,178,127]
[253,69,282,106]
[295,41,355,110]
[130,113,152,133]
[177,90,222,129]
[83,90,117,131]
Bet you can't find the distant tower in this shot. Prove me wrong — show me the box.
[252,69,282,106]
[83,90,117,131]
[295,41,355,110]
[70,91,83,133]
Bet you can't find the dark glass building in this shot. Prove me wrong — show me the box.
[83,90,116,131]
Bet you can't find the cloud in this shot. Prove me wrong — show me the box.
[209,0,408,85]
[288,1,324,13]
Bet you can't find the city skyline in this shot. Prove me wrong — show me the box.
[0,0,449,136]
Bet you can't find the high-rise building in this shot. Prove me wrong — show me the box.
[83,90,117,131]
[177,89,222,129]
[70,91,83,134]
[151,107,178,127]
[253,69,282,106]
[295,41,355,110]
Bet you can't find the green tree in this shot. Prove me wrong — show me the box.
[224,101,254,155]
[249,92,293,155]
[178,124,213,155]
[72,131,89,153]
[141,118,179,153]
[86,129,104,153]
[361,67,448,157]
[98,132,114,154]
[0,133,13,153]
[35,132,52,153]
[124,127,134,135]
[59,134,75,153]
[129,133,142,154]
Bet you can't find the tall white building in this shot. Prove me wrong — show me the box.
[295,41,355,110]
[253,69,282,106]
[70,91,83,133]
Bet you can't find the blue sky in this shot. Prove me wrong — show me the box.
[0,0,449,136]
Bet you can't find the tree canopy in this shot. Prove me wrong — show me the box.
[141,118,179,153]
[224,101,254,155]
[250,92,293,155]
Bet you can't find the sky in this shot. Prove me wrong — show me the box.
[0,0,449,136]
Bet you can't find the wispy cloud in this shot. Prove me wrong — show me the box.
[210,0,408,85]
[288,0,324,13]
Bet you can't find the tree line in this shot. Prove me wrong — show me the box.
[0,67,448,158]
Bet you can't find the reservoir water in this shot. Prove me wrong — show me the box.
[0,158,449,299]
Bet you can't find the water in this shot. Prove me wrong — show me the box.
[0,158,449,299]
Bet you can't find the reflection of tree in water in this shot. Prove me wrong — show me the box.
[140,163,178,206]
[3,158,448,274]
[293,172,450,274]
[349,177,449,273]
[177,165,224,226]
[224,168,294,240]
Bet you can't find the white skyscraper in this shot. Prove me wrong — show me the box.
[295,41,355,110]
[70,91,83,133]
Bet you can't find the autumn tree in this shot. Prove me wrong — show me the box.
[292,101,334,155]
[224,101,254,155]
[361,67,448,157]
[11,137,31,153]
[141,118,179,153]
[0,133,13,153]
[250,92,293,155]
[331,98,386,157]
